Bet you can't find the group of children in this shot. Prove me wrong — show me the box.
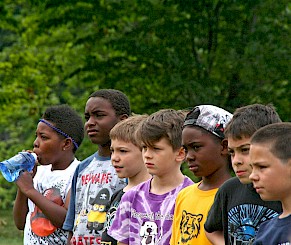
[11,88,291,245]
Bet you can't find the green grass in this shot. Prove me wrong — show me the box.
[0,208,23,245]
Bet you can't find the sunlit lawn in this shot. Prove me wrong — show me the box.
[0,208,23,245]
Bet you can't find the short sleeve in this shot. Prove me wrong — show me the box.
[204,188,224,232]
[107,192,132,244]
[170,191,183,245]
[62,165,79,231]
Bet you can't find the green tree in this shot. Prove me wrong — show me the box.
[0,0,290,208]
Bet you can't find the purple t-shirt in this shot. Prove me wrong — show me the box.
[108,176,193,244]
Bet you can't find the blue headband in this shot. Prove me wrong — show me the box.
[39,119,79,149]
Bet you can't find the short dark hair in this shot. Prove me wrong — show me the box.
[89,89,131,116]
[251,122,291,163]
[136,109,184,150]
[42,104,84,152]
[225,104,281,140]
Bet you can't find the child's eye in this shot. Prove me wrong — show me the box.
[94,113,106,118]
[192,145,201,151]
[241,148,250,154]
[228,150,234,156]
[185,144,201,152]
[120,149,128,153]
[40,135,48,140]
[253,164,267,170]
[84,115,90,121]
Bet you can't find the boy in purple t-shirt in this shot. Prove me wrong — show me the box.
[108,109,193,244]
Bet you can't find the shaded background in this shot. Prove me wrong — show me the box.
[0,0,290,208]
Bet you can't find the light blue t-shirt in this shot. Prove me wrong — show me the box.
[63,152,126,245]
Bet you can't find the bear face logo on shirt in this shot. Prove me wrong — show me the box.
[180,210,203,243]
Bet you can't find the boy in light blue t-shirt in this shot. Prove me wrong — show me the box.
[63,89,130,245]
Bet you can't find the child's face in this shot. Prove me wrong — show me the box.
[110,139,144,179]
[84,97,120,145]
[249,143,291,202]
[142,138,184,177]
[182,126,226,178]
[228,136,252,184]
[33,121,67,168]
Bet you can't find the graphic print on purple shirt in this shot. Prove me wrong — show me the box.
[108,176,193,244]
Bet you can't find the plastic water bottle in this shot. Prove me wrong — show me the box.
[0,152,37,182]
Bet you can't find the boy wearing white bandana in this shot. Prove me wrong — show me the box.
[170,105,233,245]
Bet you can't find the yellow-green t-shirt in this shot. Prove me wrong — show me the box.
[170,182,218,245]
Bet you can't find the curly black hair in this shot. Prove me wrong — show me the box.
[89,89,131,116]
[42,104,84,152]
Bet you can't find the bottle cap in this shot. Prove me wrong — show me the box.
[30,152,37,161]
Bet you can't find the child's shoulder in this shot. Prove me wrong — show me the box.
[176,179,197,195]
[82,151,110,162]
[78,151,111,168]
[212,177,242,197]
[183,176,194,186]
[121,179,150,199]
[132,178,150,192]
[220,177,241,189]
[35,164,52,179]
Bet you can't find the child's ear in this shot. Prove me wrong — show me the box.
[119,114,129,121]
[221,139,229,155]
[287,159,291,176]
[176,146,186,162]
[63,138,73,151]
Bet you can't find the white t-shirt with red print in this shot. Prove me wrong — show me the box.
[23,159,79,245]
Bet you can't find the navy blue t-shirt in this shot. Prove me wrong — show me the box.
[253,214,291,245]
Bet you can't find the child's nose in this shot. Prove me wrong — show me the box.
[185,150,195,162]
[111,152,119,162]
[33,138,39,149]
[232,153,243,166]
[249,169,257,181]
[143,149,152,159]
[86,116,96,126]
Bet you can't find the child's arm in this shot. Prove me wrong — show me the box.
[64,189,71,208]
[205,230,224,245]
[108,192,132,244]
[15,171,68,228]
[13,188,29,230]
[66,231,73,245]
[13,153,38,230]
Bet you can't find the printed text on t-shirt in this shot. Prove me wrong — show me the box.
[81,172,112,185]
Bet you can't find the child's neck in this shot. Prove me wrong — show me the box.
[51,154,75,171]
[124,170,152,192]
[150,171,184,195]
[280,199,291,218]
[199,168,232,191]
[97,144,111,157]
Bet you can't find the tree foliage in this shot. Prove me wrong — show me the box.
[0,0,290,208]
